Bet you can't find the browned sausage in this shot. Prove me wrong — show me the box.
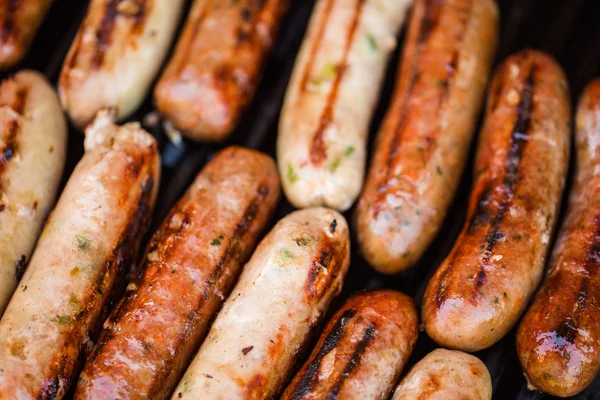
[422,50,571,352]
[282,290,418,400]
[516,78,600,397]
[0,0,55,70]
[154,0,289,142]
[355,0,499,274]
[0,111,160,399]
[75,146,280,400]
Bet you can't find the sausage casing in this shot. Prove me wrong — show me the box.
[516,78,600,397]
[422,50,571,352]
[0,0,55,70]
[392,349,492,400]
[0,70,66,315]
[172,207,350,400]
[59,0,185,129]
[355,0,498,273]
[282,290,418,400]
[75,146,280,400]
[154,0,289,142]
[0,111,160,399]
[277,0,412,211]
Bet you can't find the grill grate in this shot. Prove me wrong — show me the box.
[3,0,600,399]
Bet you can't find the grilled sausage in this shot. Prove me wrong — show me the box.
[59,0,184,129]
[154,0,289,142]
[392,349,492,400]
[355,0,498,273]
[277,0,412,212]
[516,78,600,397]
[281,290,418,400]
[422,50,571,352]
[0,111,160,399]
[172,207,350,400]
[75,146,280,400]
[0,70,66,316]
[0,0,55,70]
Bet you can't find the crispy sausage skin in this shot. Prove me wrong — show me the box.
[172,207,350,400]
[59,0,185,129]
[75,146,280,400]
[277,0,412,211]
[355,0,498,273]
[0,70,66,316]
[0,0,55,70]
[516,78,600,397]
[392,349,492,400]
[0,111,160,399]
[281,290,418,400]
[422,50,571,352]
[154,0,289,142]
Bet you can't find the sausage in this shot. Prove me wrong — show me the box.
[59,0,185,129]
[0,0,55,70]
[355,0,499,273]
[0,111,160,399]
[172,207,350,400]
[391,349,492,400]
[75,146,280,400]
[277,0,412,212]
[422,50,571,352]
[281,290,419,400]
[516,78,600,397]
[0,70,66,316]
[154,0,289,142]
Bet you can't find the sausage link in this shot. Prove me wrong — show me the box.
[172,207,350,400]
[355,0,498,273]
[59,0,185,129]
[0,0,55,70]
[422,50,571,352]
[75,146,280,400]
[392,349,492,400]
[277,0,412,211]
[154,0,289,142]
[516,78,600,397]
[0,111,160,399]
[282,290,418,400]
[0,70,66,315]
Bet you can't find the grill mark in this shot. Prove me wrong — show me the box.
[234,0,267,47]
[327,322,377,399]
[38,172,154,399]
[0,0,18,42]
[0,86,27,191]
[90,0,120,69]
[288,310,356,399]
[299,0,337,91]
[309,0,366,166]
[436,66,536,306]
[14,254,26,281]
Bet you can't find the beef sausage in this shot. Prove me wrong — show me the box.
[516,77,600,397]
[75,146,280,400]
[282,290,418,400]
[355,0,498,273]
[422,50,571,352]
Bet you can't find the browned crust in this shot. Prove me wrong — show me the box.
[0,0,54,69]
[307,0,366,166]
[516,78,600,397]
[154,0,289,141]
[282,290,418,400]
[422,49,570,351]
[75,147,280,400]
